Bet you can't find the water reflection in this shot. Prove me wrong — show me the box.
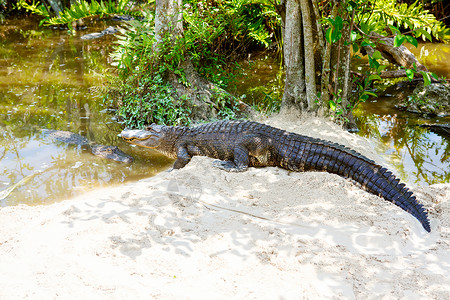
[0,17,172,206]
[355,106,449,185]
[354,42,450,185]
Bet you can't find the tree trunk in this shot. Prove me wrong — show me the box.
[281,0,307,112]
[45,0,63,16]
[154,0,248,120]
[154,0,183,51]
[326,5,358,131]
[341,10,354,107]
[299,0,316,110]
[319,1,339,113]
[336,13,357,131]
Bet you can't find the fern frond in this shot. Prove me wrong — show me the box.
[44,0,141,27]
[366,0,449,41]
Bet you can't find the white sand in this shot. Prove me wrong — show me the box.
[0,116,449,299]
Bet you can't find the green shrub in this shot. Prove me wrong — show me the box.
[108,1,281,128]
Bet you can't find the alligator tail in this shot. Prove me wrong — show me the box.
[288,139,431,232]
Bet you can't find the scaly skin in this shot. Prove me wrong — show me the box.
[121,120,431,232]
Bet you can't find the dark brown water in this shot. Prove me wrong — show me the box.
[0,17,172,206]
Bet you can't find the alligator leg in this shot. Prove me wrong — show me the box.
[212,145,249,172]
[173,146,192,169]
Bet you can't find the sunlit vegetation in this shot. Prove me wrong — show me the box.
[106,0,280,128]
[5,1,450,125]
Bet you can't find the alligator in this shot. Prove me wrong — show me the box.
[80,26,118,40]
[120,120,431,232]
[43,130,133,163]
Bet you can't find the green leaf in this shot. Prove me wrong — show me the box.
[405,35,418,48]
[372,50,383,60]
[368,56,380,69]
[405,69,415,81]
[322,17,334,27]
[325,27,333,44]
[388,25,400,35]
[335,16,343,31]
[347,1,357,10]
[420,71,431,86]
[334,31,342,42]
[363,91,378,97]
[361,40,374,48]
[360,22,369,34]
[329,99,336,111]
[393,35,405,47]
[404,19,413,30]
[377,65,388,73]
[368,74,382,81]
[350,30,358,42]
[360,94,369,101]
[415,28,432,42]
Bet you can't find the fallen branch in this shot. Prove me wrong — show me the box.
[377,70,444,83]
[378,70,411,78]
[365,32,428,72]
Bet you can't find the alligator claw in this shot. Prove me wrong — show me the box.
[212,160,247,172]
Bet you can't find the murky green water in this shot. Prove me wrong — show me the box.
[352,43,450,185]
[354,92,450,185]
[0,17,172,206]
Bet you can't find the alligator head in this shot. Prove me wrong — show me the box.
[90,145,134,163]
[120,124,165,149]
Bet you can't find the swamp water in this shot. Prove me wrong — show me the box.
[353,43,450,185]
[0,18,448,206]
[0,17,172,206]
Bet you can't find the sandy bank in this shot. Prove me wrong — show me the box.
[0,116,449,299]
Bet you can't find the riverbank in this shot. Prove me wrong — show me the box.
[0,115,449,299]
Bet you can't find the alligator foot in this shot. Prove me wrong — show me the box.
[212,160,247,172]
